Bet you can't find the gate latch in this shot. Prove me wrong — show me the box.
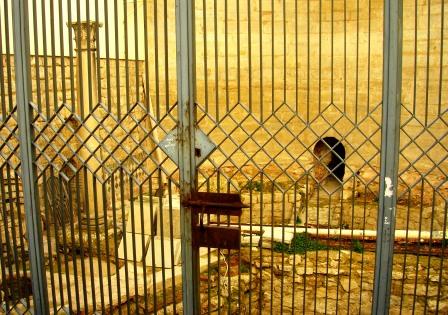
[184,192,248,249]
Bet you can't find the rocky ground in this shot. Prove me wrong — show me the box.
[162,246,448,314]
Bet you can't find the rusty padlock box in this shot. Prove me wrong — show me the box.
[184,192,248,249]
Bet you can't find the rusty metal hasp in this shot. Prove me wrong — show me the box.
[184,192,248,249]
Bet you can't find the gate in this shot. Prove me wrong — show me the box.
[1,0,447,314]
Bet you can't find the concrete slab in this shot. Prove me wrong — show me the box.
[49,251,220,313]
[124,198,158,235]
[145,237,182,268]
[161,194,181,239]
[262,226,295,244]
[117,232,149,261]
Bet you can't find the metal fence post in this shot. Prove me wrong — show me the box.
[12,1,49,314]
[175,0,200,314]
[372,0,403,313]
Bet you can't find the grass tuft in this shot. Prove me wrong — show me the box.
[273,233,328,254]
[352,239,364,253]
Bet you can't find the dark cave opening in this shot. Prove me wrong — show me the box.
[313,137,346,182]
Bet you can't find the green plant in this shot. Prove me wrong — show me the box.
[240,262,251,274]
[273,242,290,253]
[244,181,262,192]
[295,216,302,225]
[352,240,364,253]
[273,233,328,254]
[442,238,448,247]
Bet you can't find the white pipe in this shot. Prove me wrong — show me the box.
[236,224,448,243]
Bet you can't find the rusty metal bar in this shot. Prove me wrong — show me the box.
[175,0,198,313]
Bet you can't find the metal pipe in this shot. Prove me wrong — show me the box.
[372,0,403,312]
[237,226,448,242]
[175,0,199,313]
[11,1,49,313]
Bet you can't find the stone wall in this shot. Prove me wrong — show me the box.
[123,0,447,173]
[238,187,447,231]
[2,0,447,168]
[1,54,146,118]
[158,248,447,314]
[226,249,448,314]
[192,0,446,171]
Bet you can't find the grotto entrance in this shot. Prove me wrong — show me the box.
[312,137,346,195]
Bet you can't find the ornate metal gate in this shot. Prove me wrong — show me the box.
[0,0,447,314]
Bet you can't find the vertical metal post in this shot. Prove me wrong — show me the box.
[175,0,199,314]
[12,1,49,314]
[372,0,402,313]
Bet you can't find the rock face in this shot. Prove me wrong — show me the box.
[186,248,448,314]
[238,179,447,231]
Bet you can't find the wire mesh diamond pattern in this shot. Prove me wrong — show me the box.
[1,299,33,315]
[198,102,383,190]
[0,107,21,175]
[398,105,448,205]
[31,102,175,185]
[0,107,31,314]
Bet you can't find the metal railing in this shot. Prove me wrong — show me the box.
[0,0,446,314]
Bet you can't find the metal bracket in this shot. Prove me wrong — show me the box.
[159,127,216,167]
